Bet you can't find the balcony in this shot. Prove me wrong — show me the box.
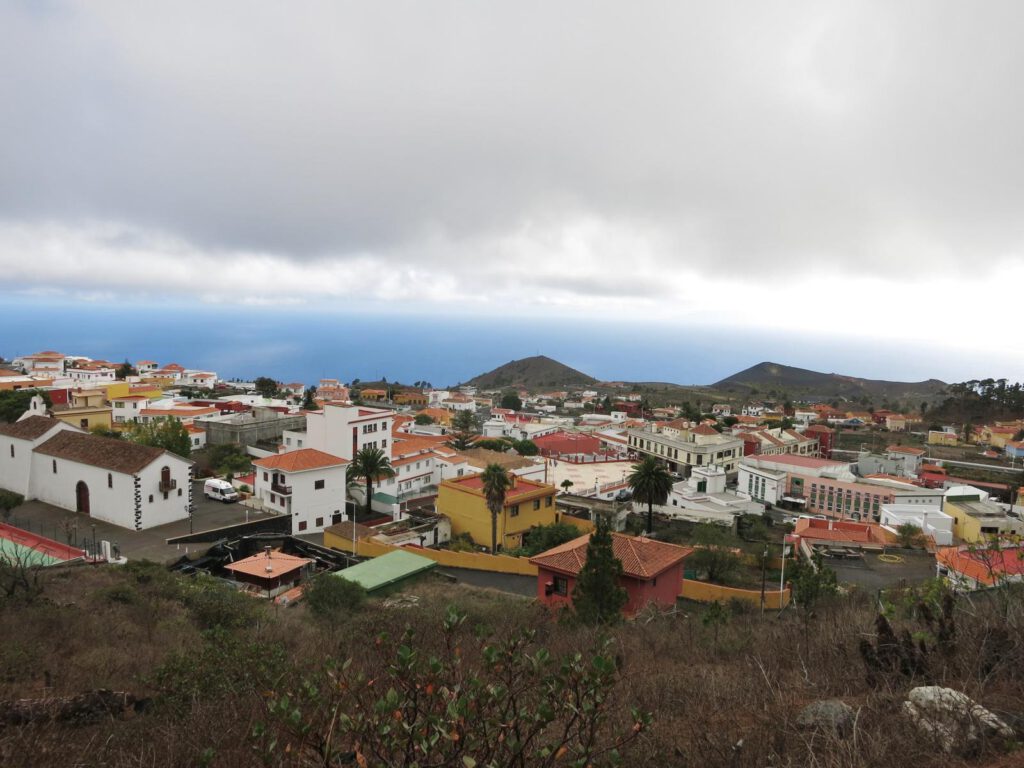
[271,481,293,496]
[158,478,177,493]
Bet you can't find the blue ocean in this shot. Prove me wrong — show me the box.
[0,297,997,387]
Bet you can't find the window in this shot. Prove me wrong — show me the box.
[107,473,113,488]
[545,496,552,507]
[315,517,323,527]
[554,576,568,596]
[314,479,325,490]
[297,440,303,447]
[509,504,520,517]
[382,439,387,448]
[263,472,269,481]
[52,459,57,474]
[298,520,308,531]
[9,445,13,458]
[178,488,182,496]
[148,494,154,503]
[533,499,540,510]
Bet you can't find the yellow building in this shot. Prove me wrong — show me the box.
[436,473,558,551]
[927,430,958,447]
[945,494,1023,544]
[394,391,428,407]
[52,389,113,431]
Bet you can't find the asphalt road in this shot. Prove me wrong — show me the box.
[8,479,281,563]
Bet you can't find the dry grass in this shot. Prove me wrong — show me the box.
[0,565,1021,767]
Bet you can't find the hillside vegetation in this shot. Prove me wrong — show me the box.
[464,355,597,389]
[1,563,1022,767]
[714,361,948,402]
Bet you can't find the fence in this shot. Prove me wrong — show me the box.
[680,579,791,609]
[323,529,539,576]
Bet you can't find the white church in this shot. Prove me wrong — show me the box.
[0,401,193,531]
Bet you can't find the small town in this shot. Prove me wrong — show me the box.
[1,349,1023,765]
[4,3,1024,766]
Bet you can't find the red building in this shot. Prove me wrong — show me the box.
[532,430,602,459]
[804,424,835,459]
[530,533,692,617]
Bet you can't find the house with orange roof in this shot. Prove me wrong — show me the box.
[224,547,314,598]
[136,360,158,373]
[15,351,66,377]
[139,405,220,426]
[316,379,350,403]
[252,448,350,534]
[0,369,52,392]
[936,544,1024,590]
[530,533,692,617]
[67,362,116,387]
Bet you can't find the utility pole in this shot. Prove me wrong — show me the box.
[759,543,768,617]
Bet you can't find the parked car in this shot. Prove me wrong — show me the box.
[204,478,239,503]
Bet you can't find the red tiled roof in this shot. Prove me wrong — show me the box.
[691,424,719,436]
[35,431,174,474]
[937,545,1024,586]
[530,533,692,579]
[225,549,312,578]
[253,449,348,472]
[887,445,926,456]
[0,416,63,441]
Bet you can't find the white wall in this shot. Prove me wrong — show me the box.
[0,422,76,497]
[255,463,348,534]
[29,451,191,530]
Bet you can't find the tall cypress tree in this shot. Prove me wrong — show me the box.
[572,514,627,625]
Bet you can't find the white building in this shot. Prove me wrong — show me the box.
[252,448,350,534]
[285,404,393,462]
[880,503,954,546]
[15,351,65,377]
[627,424,744,476]
[667,465,766,521]
[110,395,150,424]
[67,364,116,387]
[180,370,218,388]
[737,463,789,505]
[0,415,193,530]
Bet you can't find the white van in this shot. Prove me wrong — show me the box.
[204,478,240,503]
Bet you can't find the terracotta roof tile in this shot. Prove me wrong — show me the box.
[530,533,692,579]
[224,549,312,578]
[34,431,173,474]
[0,416,63,441]
[253,448,348,472]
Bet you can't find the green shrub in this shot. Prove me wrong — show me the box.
[182,575,262,630]
[304,573,366,622]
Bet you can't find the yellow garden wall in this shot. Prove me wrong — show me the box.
[323,529,539,576]
[680,579,791,609]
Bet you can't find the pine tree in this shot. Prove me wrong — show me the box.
[572,514,627,625]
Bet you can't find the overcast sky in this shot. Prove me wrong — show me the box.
[2,1,1023,373]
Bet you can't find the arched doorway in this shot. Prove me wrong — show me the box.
[75,481,90,515]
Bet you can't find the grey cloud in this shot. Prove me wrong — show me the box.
[1,1,1023,286]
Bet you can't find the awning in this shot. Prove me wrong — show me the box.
[782,496,807,504]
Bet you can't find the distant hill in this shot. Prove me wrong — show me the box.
[713,362,947,403]
[465,356,597,390]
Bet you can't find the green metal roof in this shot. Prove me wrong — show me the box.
[334,549,437,592]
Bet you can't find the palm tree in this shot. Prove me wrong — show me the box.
[627,456,673,535]
[481,463,513,554]
[347,446,395,518]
